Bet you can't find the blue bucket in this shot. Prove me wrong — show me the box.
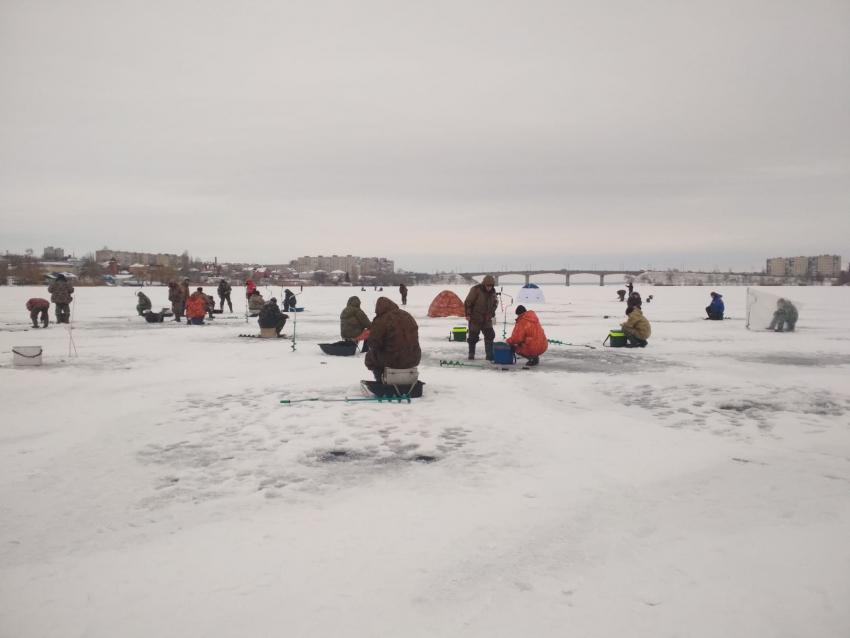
[492,342,515,365]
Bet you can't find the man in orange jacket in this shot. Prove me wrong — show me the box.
[505,305,548,366]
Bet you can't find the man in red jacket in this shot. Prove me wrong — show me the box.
[26,298,51,328]
[505,305,548,366]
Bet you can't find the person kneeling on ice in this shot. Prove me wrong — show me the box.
[706,292,724,320]
[136,291,152,316]
[248,289,265,316]
[768,298,798,332]
[185,289,208,325]
[621,306,651,348]
[26,298,50,328]
[505,305,548,366]
[364,297,421,383]
[340,296,372,353]
[258,297,288,336]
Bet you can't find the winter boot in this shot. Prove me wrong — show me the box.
[528,356,540,366]
[484,341,494,362]
[468,342,476,360]
[32,321,39,328]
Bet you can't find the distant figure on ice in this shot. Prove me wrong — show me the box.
[168,281,185,322]
[627,282,634,295]
[217,280,233,313]
[706,292,724,320]
[768,298,798,332]
[258,297,288,337]
[47,274,74,324]
[245,278,257,299]
[399,283,408,305]
[180,278,191,312]
[283,289,296,311]
[465,275,498,361]
[621,306,651,348]
[617,289,626,302]
[136,291,152,316]
[185,289,208,325]
[199,288,215,319]
[506,305,548,367]
[26,298,50,328]
[340,296,372,352]
[627,291,642,311]
[248,290,265,317]
[365,297,420,382]
[646,295,654,304]
[360,287,366,291]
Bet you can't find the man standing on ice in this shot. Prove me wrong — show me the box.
[168,281,185,322]
[464,275,498,361]
[505,305,548,366]
[47,274,74,324]
[364,297,421,382]
[217,279,233,313]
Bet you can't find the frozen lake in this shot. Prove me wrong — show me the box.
[2,283,849,637]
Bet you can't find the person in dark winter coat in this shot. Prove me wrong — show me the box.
[706,292,724,320]
[464,275,498,361]
[627,282,634,295]
[365,297,421,382]
[340,296,372,341]
[136,291,152,316]
[626,292,642,311]
[26,298,50,328]
[248,290,265,316]
[768,298,798,332]
[167,281,185,321]
[258,298,288,336]
[47,274,75,323]
[399,284,408,305]
[217,280,233,312]
[283,289,296,311]
[180,278,191,312]
[617,289,626,302]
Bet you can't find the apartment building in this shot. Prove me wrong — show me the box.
[766,255,842,277]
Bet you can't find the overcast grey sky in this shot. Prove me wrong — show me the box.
[1,0,848,272]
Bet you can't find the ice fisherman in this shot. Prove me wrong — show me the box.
[617,289,627,302]
[248,289,265,316]
[399,283,408,306]
[621,306,651,348]
[505,305,548,367]
[26,298,50,328]
[245,278,257,299]
[258,297,288,336]
[168,281,185,321]
[340,296,372,352]
[217,280,233,312]
[768,298,798,332]
[180,278,191,312]
[200,288,216,319]
[47,274,74,324]
[627,282,634,295]
[283,289,296,311]
[706,292,724,320]
[364,297,421,383]
[136,291,152,316]
[185,289,208,325]
[627,291,642,311]
[464,275,498,361]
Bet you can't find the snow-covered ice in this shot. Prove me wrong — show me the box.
[1,284,849,637]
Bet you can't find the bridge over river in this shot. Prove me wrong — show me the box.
[461,269,646,286]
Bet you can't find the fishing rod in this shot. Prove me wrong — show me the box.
[547,339,596,350]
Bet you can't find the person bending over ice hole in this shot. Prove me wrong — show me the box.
[465,275,498,361]
[168,281,185,322]
[768,298,798,332]
[26,298,50,328]
[340,296,372,353]
[505,305,548,366]
[365,297,421,383]
[136,291,152,316]
[248,290,265,317]
[617,289,626,302]
[258,297,288,337]
[621,306,651,348]
[47,274,75,324]
[706,292,724,320]
[217,280,233,313]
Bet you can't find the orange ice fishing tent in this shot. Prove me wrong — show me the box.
[427,290,465,318]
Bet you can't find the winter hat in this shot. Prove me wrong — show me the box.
[197,287,203,292]
[482,275,496,286]
[626,307,634,315]
[516,305,527,315]
[270,297,277,303]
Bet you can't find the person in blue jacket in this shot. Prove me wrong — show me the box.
[706,292,724,320]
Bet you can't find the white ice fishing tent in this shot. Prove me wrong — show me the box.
[517,283,545,304]
[746,288,802,330]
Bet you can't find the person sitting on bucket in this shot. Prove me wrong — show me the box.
[258,297,288,336]
[621,306,651,348]
[505,305,548,366]
[365,297,421,383]
[26,298,50,328]
[464,274,498,361]
[185,288,208,325]
[340,296,372,353]
[706,292,724,320]
[248,289,265,317]
[768,298,798,332]
[136,291,152,316]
